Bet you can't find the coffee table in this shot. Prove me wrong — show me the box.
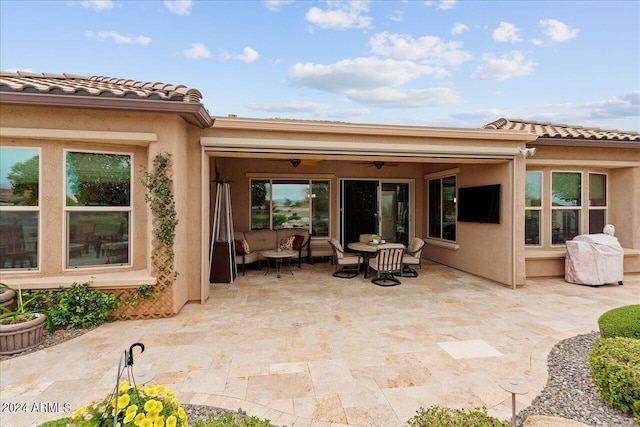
[260,249,296,278]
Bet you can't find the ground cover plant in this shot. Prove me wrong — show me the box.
[406,405,510,427]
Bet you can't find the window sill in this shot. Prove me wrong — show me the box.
[424,238,459,251]
[0,269,157,290]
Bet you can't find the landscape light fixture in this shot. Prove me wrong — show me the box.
[289,159,302,168]
[518,147,537,158]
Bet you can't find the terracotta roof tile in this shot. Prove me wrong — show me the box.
[0,71,202,103]
[484,118,639,142]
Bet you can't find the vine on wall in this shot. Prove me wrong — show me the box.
[142,152,179,291]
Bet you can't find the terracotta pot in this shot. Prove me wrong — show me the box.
[0,288,16,309]
[0,313,46,355]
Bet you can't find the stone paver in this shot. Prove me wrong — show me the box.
[1,262,638,427]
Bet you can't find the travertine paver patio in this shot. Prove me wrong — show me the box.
[1,261,638,427]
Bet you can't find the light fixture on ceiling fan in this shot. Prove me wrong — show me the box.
[289,159,302,168]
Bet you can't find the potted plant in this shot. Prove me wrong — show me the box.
[0,283,46,355]
[0,285,15,309]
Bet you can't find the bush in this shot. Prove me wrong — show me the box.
[406,405,509,427]
[193,413,273,427]
[588,337,640,422]
[598,305,640,339]
[25,282,120,332]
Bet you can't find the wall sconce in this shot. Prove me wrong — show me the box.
[373,161,385,170]
[518,147,537,158]
[289,159,302,168]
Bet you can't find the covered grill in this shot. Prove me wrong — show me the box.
[565,234,624,286]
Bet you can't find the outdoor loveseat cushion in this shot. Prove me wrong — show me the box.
[234,228,310,274]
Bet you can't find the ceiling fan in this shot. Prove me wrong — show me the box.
[352,161,400,169]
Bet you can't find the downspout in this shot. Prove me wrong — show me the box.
[511,156,517,290]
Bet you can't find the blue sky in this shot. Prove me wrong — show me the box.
[1,0,639,131]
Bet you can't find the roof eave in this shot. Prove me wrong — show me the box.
[0,91,213,128]
[533,137,640,149]
[212,116,538,142]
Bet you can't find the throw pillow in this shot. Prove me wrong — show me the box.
[241,239,251,254]
[234,239,245,255]
[293,234,305,250]
[281,236,295,250]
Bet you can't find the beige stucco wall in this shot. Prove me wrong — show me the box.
[0,104,203,314]
[524,144,640,277]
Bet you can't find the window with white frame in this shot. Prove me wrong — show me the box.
[551,171,581,245]
[0,147,40,271]
[588,173,607,234]
[65,151,131,268]
[525,171,542,245]
[250,179,329,237]
[428,175,456,241]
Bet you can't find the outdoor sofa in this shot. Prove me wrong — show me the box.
[234,228,311,275]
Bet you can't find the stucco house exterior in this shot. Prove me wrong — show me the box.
[1,72,638,316]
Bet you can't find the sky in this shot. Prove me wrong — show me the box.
[1,0,639,131]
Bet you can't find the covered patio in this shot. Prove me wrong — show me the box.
[2,262,638,426]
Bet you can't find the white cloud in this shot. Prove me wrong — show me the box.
[305,1,372,30]
[181,43,211,59]
[451,23,469,35]
[532,38,542,46]
[80,0,113,11]
[245,101,369,118]
[390,10,403,22]
[164,0,192,16]
[221,47,259,63]
[368,32,473,67]
[289,57,436,92]
[471,51,534,81]
[263,0,294,11]
[493,22,522,43]
[438,0,456,10]
[84,30,151,45]
[539,19,579,43]
[536,92,640,120]
[346,87,465,107]
[2,67,34,73]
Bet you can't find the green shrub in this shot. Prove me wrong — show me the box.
[25,282,120,332]
[406,405,509,427]
[38,419,71,427]
[598,305,640,339]
[588,337,640,422]
[193,413,272,427]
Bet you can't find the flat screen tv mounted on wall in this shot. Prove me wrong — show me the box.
[457,184,500,224]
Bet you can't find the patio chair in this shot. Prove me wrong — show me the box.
[368,243,405,286]
[402,237,425,277]
[0,224,36,268]
[328,239,362,278]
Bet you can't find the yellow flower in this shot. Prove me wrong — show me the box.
[178,407,186,419]
[154,401,163,412]
[72,406,86,418]
[119,380,132,393]
[156,385,166,393]
[144,400,157,412]
[117,393,131,409]
[154,417,165,427]
[166,415,177,427]
[146,410,159,421]
[124,412,136,423]
[145,385,158,397]
[134,413,146,426]
[127,405,139,415]
[140,418,153,427]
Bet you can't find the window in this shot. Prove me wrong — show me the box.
[250,179,330,237]
[525,171,542,245]
[551,171,581,244]
[428,175,456,241]
[65,151,131,268]
[0,147,40,271]
[588,173,607,234]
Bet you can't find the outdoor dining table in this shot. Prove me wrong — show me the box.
[347,241,406,278]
